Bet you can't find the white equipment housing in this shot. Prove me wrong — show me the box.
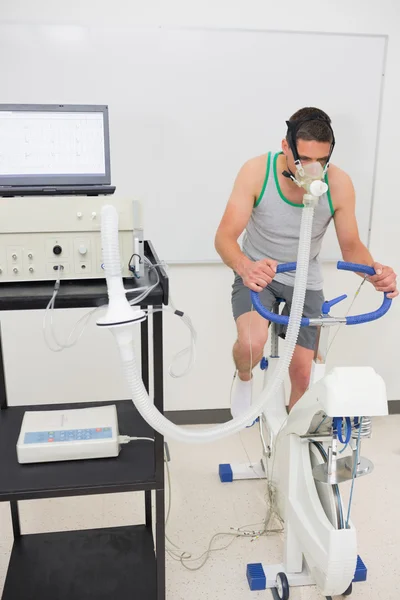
[17,404,120,464]
[224,312,389,597]
[261,362,386,596]
[0,196,142,281]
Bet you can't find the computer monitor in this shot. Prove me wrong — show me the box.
[0,104,115,195]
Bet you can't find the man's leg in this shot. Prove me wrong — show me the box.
[230,273,276,419]
[230,310,269,419]
[288,344,314,412]
[233,311,270,381]
[279,286,324,412]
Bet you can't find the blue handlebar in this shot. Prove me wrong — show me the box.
[276,262,297,274]
[336,261,375,277]
[336,261,392,324]
[251,293,311,326]
[250,261,392,326]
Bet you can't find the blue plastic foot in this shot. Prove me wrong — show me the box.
[218,463,233,483]
[260,357,269,370]
[246,563,266,591]
[353,555,367,582]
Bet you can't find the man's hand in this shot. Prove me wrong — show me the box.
[369,262,399,298]
[241,258,278,292]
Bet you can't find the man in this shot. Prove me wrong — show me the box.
[215,107,398,418]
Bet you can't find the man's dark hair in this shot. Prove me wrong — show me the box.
[287,107,333,144]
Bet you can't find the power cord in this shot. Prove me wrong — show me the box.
[325,275,368,358]
[164,451,266,571]
[142,257,197,379]
[164,407,283,573]
[145,302,197,379]
[42,263,156,352]
[345,417,363,529]
[246,307,285,535]
[128,253,142,279]
[118,435,154,444]
[225,306,286,550]
[43,258,165,350]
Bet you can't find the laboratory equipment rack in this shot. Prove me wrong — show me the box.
[0,241,168,600]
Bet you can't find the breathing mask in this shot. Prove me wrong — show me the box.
[293,161,328,197]
[282,112,335,201]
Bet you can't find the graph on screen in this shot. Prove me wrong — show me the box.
[0,111,105,176]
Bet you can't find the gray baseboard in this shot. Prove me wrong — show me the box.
[389,401,400,415]
[165,409,231,425]
[166,402,400,425]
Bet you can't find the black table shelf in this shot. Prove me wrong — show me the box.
[0,240,167,600]
[2,524,157,600]
[0,400,158,501]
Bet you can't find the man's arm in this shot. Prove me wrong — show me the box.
[215,159,276,291]
[215,161,255,274]
[332,170,398,298]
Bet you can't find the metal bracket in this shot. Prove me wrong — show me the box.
[313,456,374,484]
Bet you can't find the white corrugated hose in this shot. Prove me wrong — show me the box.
[99,204,315,443]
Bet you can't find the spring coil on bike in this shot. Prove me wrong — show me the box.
[351,416,372,439]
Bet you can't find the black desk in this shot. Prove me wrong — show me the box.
[0,241,168,600]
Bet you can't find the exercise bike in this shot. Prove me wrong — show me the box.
[219,261,392,599]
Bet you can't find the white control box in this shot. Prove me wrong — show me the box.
[16,404,120,464]
[0,197,142,282]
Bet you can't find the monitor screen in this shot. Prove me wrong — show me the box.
[0,104,111,187]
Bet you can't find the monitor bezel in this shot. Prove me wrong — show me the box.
[0,104,111,187]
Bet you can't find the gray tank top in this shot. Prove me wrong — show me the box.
[242,152,334,290]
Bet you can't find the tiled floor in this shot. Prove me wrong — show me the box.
[0,416,399,599]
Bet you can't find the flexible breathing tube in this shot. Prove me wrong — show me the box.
[99,203,315,443]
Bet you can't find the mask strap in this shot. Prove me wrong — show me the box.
[285,114,335,174]
[285,120,301,164]
[282,158,302,187]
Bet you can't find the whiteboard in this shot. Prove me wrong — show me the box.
[0,25,386,262]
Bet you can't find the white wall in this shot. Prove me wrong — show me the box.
[1,0,399,410]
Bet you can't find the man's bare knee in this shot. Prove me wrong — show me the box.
[236,312,269,354]
[233,312,269,376]
[236,335,266,359]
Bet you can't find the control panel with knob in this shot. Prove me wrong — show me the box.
[1,230,132,281]
[73,239,91,275]
[0,197,135,281]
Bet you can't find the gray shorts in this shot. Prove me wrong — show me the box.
[231,274,324,351]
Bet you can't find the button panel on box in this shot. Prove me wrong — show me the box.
[24,427,113,444]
